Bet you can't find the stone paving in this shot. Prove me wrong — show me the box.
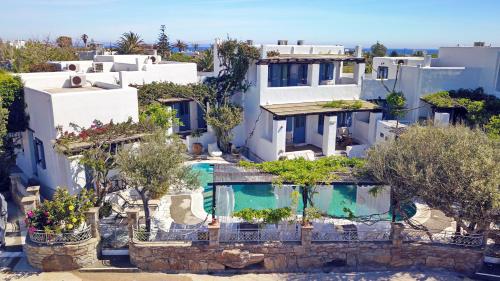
[0,269,475,281]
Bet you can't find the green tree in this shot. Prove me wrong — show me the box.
[116,131,199,232]
[13,40,77,72]
[371,41,387,57]
[156,25,171,58]
[365,125,500,234]
[56,36,73,48]
[116,32,144,55]
[485,115,500,140]
[81,34,89,48]
[386,91,407,127]
[195,48,214,72]
[173,40,188,53]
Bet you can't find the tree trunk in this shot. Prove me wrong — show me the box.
[139,191,151,232]
[301,186,309,224]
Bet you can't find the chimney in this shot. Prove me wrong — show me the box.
[277,40,288,46]
[354,45,362,58]
[297,40,304,46]
[423,55,432,67]
[246,40,254,45]
[473,41,485,47]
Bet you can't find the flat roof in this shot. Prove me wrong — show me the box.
[44,86,105,94]
[261,100,381,117]
[257,54,365,65]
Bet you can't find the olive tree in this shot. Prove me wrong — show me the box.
[116,131,199,232]
[365,125,500,234]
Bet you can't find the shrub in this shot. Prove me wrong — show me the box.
[25,188,96,234]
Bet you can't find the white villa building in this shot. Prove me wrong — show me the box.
[14,55,198,197]
[362,44,500,124]
[231,41,383,162]
[10,41,500,197]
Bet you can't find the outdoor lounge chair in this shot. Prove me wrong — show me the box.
[208,143,222,157]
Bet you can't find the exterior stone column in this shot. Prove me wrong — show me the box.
[367,112,383,145]
[126,208,140,239]
[391,222,404,247]
[272,118,287,160]
[84,207,100,238]
[21,196,38,214]
[26,186,40,206]
[301,224,313,247]
[208,222,220,247]
[322,115,337,156]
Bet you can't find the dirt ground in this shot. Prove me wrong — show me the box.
[0,270,474,281]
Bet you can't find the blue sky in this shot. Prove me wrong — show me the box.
[1,0,499,48]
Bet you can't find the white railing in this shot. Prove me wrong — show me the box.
[402,229,484,247]
[29,226,92,245]
[312,230,391,242]
[133,227,209,242]
[220,227,301,243]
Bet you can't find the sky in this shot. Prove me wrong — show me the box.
[1,0,499,49]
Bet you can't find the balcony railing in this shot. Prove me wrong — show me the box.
[29,226,92,245]
[219,227,301,243]
[311,230,391,242]
[132,227,209,242]
[402,229,484,247]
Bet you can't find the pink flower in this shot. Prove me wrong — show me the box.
[27,211,34,218]
[44,211,49,216]
[28,226,36,234]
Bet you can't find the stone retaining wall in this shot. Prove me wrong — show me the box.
[129,241,484,274]
[24,237,99,271]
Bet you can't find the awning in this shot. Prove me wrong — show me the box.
[261,100,381,118]
[257,54,365,65]
[157,97,192,104]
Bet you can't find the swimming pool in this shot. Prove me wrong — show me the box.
[192,163,415,220]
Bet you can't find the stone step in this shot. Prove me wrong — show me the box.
[79,267,140,273]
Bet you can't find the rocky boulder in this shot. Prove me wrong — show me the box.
[217,249,264,269]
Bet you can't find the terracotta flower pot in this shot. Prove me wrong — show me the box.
[192,143,203,155]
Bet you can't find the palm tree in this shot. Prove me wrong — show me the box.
[81,34,88,48]
[116,31,144,54]
[192,43,199,52]
[174,40,188,53]
[195,48,214,72]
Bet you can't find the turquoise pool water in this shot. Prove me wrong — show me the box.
[193,163,415,220]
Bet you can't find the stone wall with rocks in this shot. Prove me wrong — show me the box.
[23,237,99,271]
[129,241,484,274]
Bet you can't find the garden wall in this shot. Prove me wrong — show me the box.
[129,240,483,274]
[24,237,99,271]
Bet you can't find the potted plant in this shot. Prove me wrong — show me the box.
[190,130,204,155]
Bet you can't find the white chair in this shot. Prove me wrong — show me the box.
[208,143,222,157]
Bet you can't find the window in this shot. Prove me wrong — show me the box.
[337,112,352,127]
[317,114,324,135]
[268,64,308,87]
[319,63,334,84]
[377,66,389,79]
[34,138,46,169]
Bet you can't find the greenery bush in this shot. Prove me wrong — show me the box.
[365,125,499,233]
[323,100,363,110]
[25,188,96,234]
[233,207,292,224]
[421,88,500,127]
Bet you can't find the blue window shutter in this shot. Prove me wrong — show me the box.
[328,63,334,80]
[319,64,325,82]
[318,114,324,135]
